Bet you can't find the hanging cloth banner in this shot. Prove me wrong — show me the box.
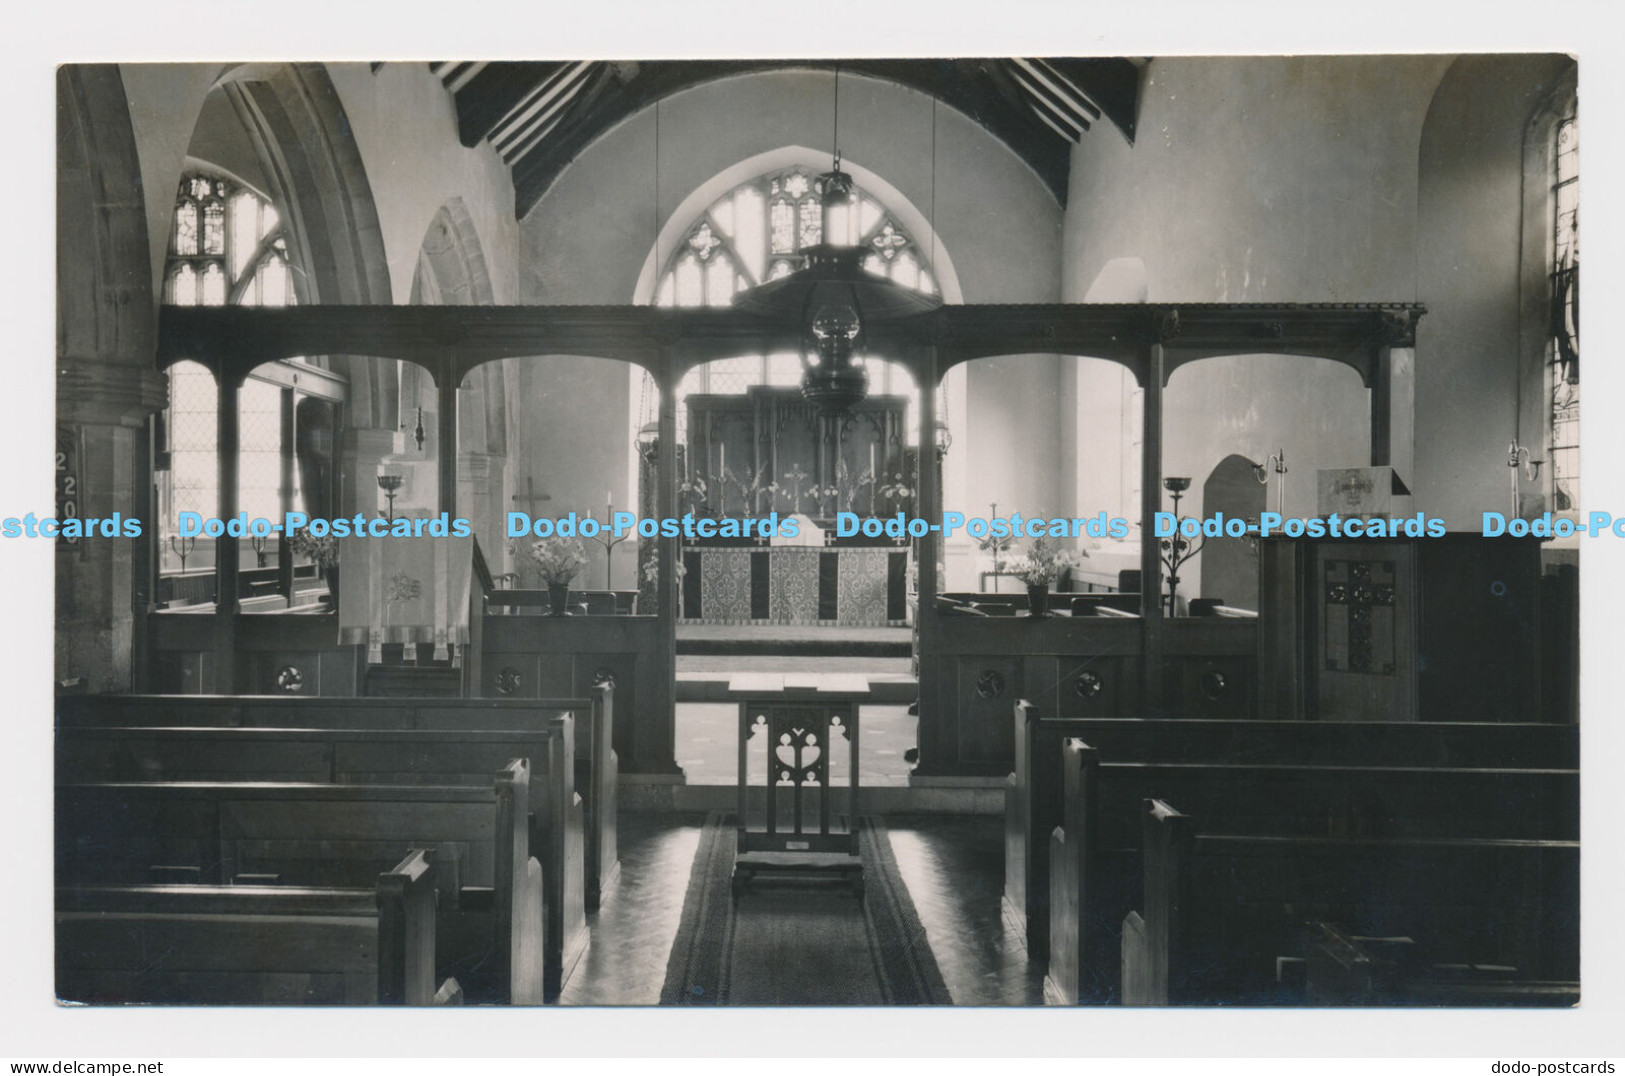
[337,528,473,665]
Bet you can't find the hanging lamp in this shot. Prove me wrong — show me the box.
[732,72,940,415]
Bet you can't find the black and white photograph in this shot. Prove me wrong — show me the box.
[15,2,1625,1061]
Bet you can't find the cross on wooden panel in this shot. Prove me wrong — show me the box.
[1323,559,1397,674]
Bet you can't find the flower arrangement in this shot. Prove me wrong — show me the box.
[678,474,709,516]
[529,536,587,586]
[877,471,914,511]
[833,458,875,514]
[288,531,339,570]
[1011,536,1083,587]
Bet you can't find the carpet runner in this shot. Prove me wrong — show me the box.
[659,813,951,1005]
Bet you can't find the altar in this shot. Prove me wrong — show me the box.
[679,543,909,626]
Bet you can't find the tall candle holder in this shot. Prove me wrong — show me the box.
[169,534,197,574]
[585,499,630,592]
[1159,477,1205,617]
[1507,440,1543,519]
[377,473,404,522]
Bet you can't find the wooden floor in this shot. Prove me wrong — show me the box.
[559,812,1041,1006]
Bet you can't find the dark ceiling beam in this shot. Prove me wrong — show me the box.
[509,58,1115,217]
[1044,58,1146,143]
[452,61,572,148]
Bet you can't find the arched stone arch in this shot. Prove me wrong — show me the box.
[57,64,170,691]
[58,64,168,425]
[405,199,511,557]
[213,63,397,434]
[1082,257,1148,303]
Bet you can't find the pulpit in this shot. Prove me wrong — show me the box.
[1258,534,1545,722]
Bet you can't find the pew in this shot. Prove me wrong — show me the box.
[56,688,620,914]
[1040,717,1578,770]
[56,762,549,1003]
[1007,702,1579,960]
[1118,799,1578,1005]
[1303,921,1579,1007]
[57,848,458,1005]
[1044,740,1578,1002]
[56,720,590,996]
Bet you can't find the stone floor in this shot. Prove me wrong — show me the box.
[558,811,1042,1007]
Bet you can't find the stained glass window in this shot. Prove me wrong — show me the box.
[159,173,303,576]
[647,165,939,445]
[1549,111,1579,515]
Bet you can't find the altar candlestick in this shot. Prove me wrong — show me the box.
[869,444,876,477]
[720,444,726,477]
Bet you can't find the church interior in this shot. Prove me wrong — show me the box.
[53,54,1583,1008]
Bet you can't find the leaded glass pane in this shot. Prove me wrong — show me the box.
[864,253,886,277]
[705,257,735,306]
[238,378,283,520]
[705,356,756,396]
[920,269,936,295]
[174,205,199,256]
[734,187,765,283]
[871,221,907,260]
[201,262,227,306]
[203,203,226,255]
[891,249,919,290]
[168,265,197,306]
[711,199,735,238]
[167,361,217,522]
[257,256,289,307]
[784,172,809,199]
[675,254,704,307]
[859,197,882,238]
[230,192,260,279]
[189,177,213,200]
[798,198,822,248]
[656,275,675,307]
[688,222,722,261]
[770,198,795,255]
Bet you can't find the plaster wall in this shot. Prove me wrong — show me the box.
[1060,54,1572,587]
[1414,54,1577,529]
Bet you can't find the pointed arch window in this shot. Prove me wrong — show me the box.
[158,173,311,578]
[654,166,938,309]
[645,166,939,442]
[1548,111,1579,514]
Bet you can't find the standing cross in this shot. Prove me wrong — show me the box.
[511,476,551,515]
[783,464,810,514]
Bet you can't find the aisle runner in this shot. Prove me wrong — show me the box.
[659,813,951,1005]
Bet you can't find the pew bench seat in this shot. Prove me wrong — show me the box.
[57,849,456,1005]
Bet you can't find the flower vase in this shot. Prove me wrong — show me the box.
[547,582,572,616]
[1027,582,1050,617]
